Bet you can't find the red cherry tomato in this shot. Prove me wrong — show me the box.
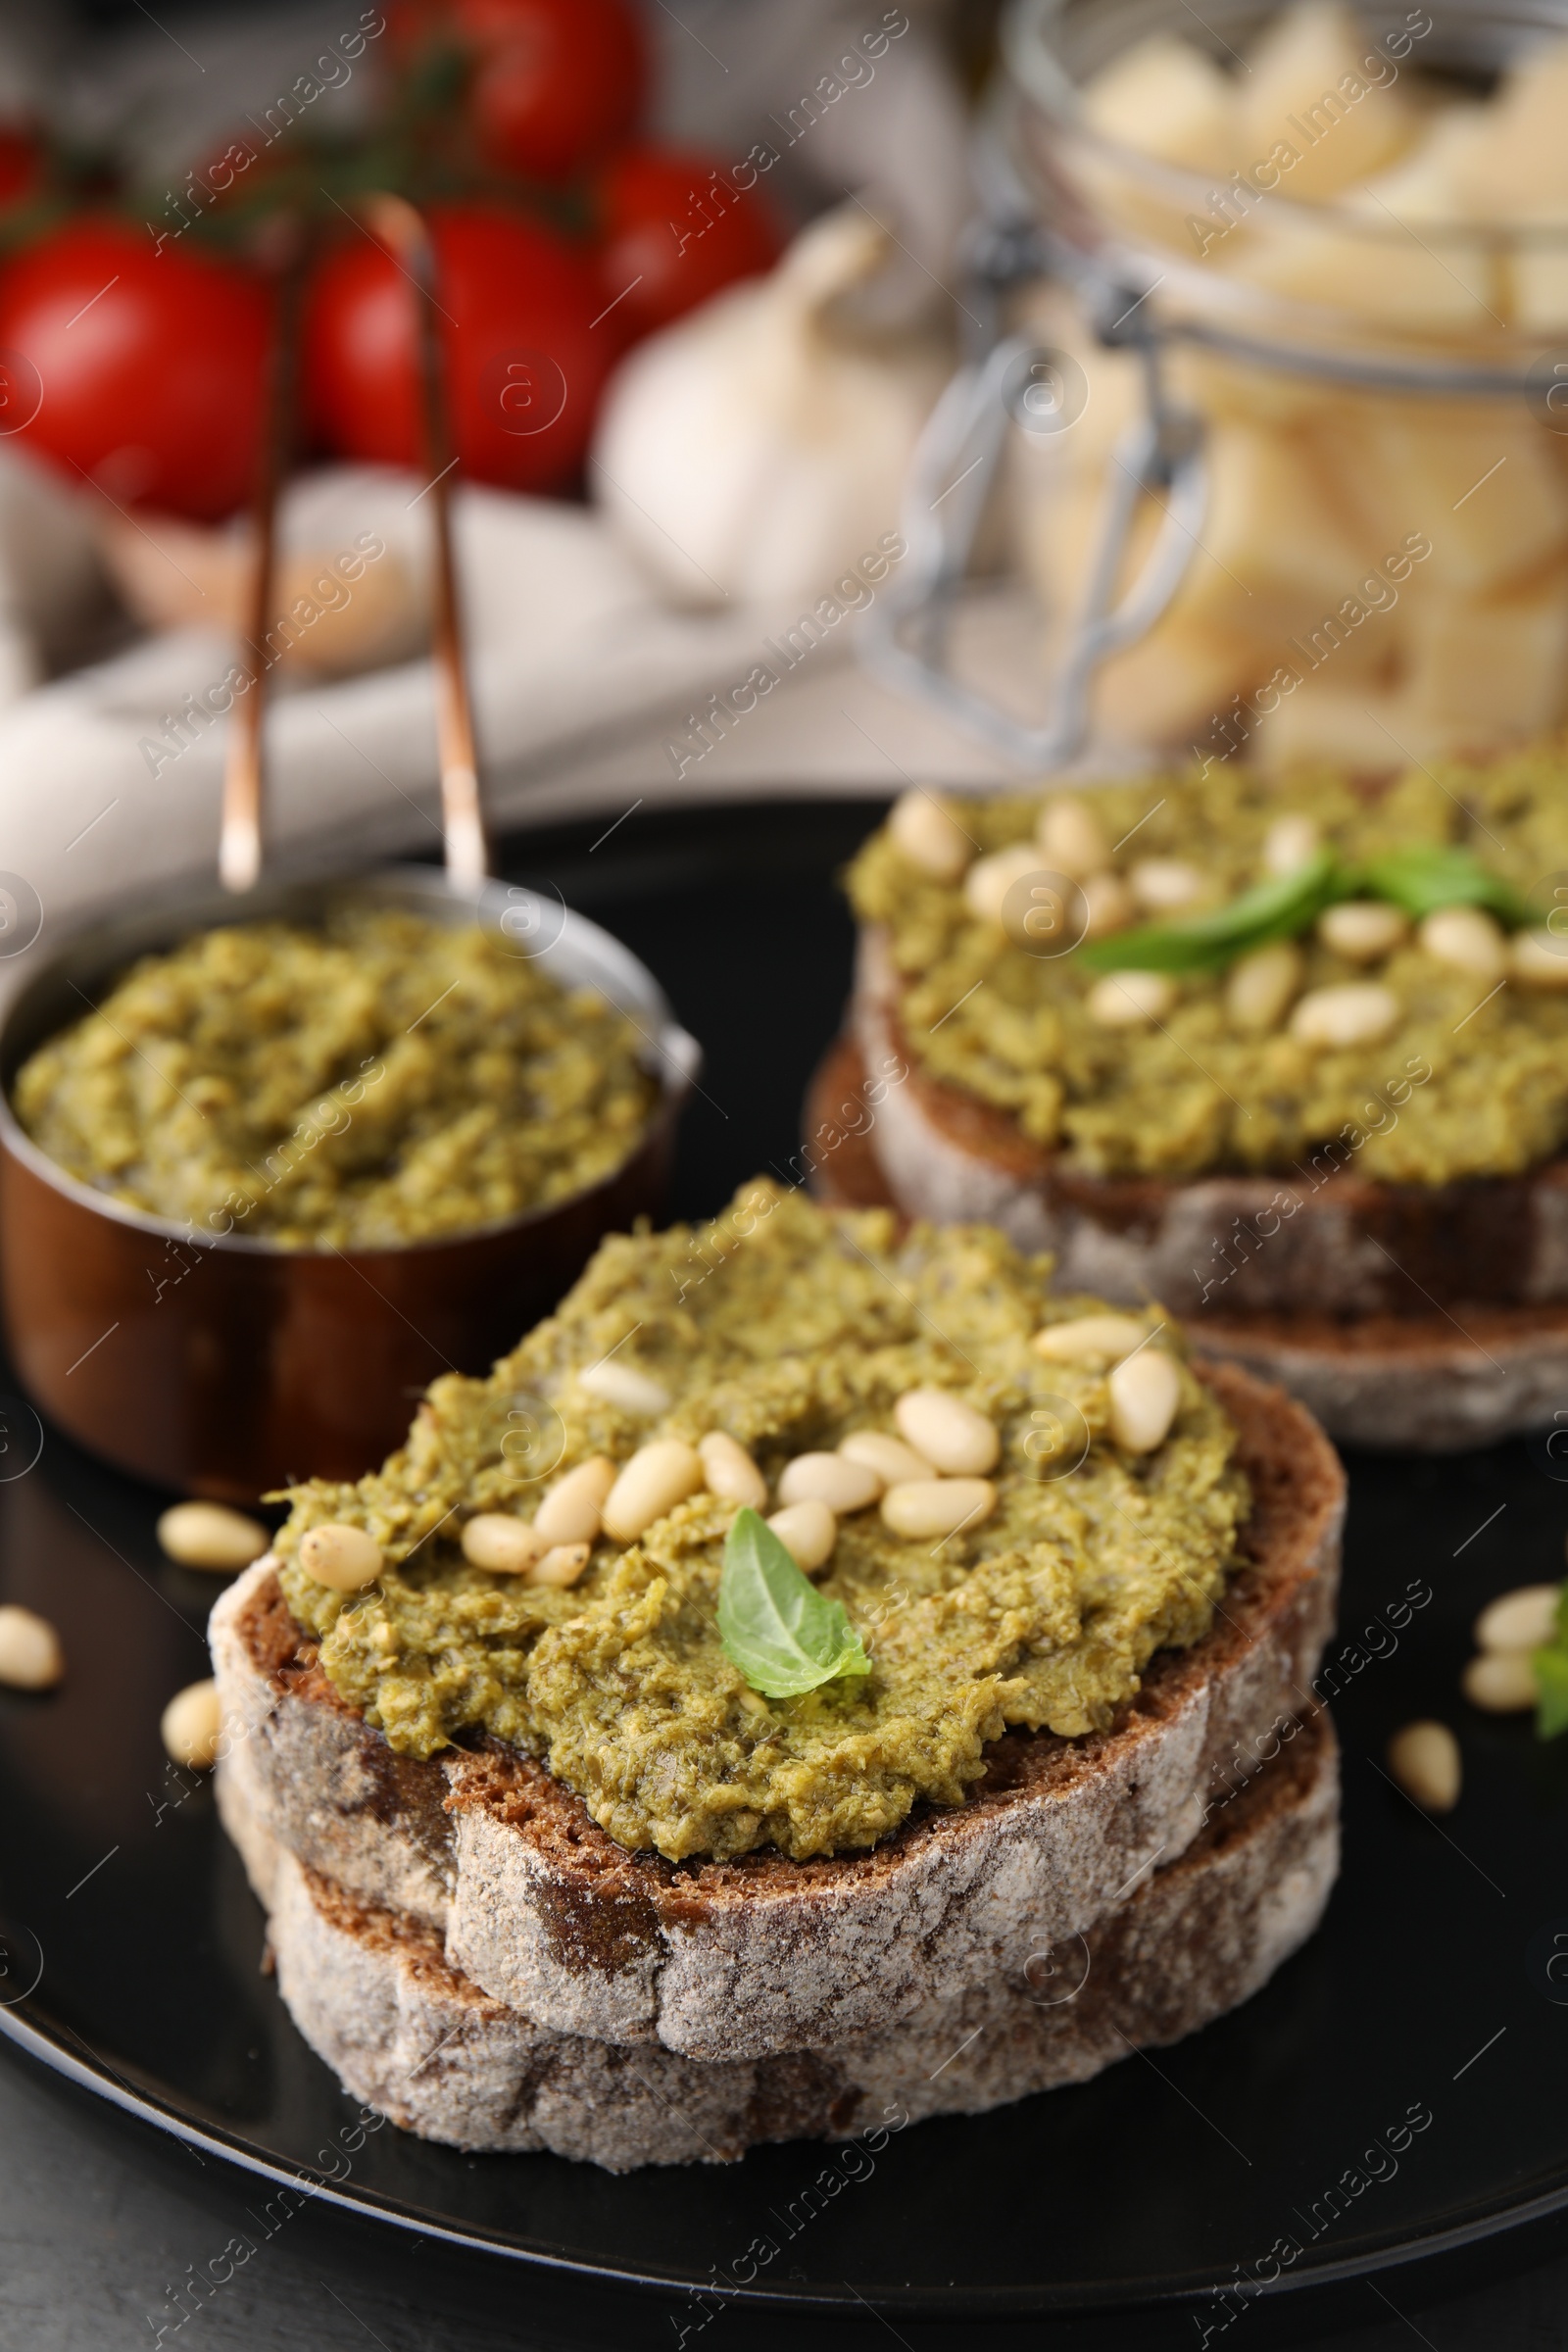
[303,205,614,494]
[395,0,647,182]
[0,220,272,520]
[598,147,785,336]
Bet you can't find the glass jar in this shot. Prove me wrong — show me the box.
[872,0,1568,776]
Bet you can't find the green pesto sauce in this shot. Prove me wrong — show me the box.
[275,1185,1249,1864]
[846,753,1568,1184]
[12,906,658,1248]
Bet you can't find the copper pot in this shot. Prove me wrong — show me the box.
[0,864,698,1503]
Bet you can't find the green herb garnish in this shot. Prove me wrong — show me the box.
[1078,850,1344,974]
[1349,844,1530,927]
[1534,1583,1568,1740]
[717,1506,871,1699]
[1077,842,1527,975]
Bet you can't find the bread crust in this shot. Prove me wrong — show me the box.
[234,1709,1339,2171]
[209,1359,1342,2061]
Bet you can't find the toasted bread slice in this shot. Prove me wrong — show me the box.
[832,961,1568,1450]
[210,1358,1342,2063]
[225,1706,1338,2171]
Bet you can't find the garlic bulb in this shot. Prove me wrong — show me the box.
[591,206,948,609]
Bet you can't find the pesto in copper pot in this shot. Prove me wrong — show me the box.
[12,906,658,1247]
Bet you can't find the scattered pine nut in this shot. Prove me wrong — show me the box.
[1129,858,1205,912]
[767,1498,837,1573]
[157,1501,268,1573]
[602,1441,704,1543]
[533,1457,616,1545]
[162,1679,221,1769]
[889,789,971,882]
[1036,795,1110,879]
[1225,940,1302,1034]
[462,1515,548,1575]
[880,1478,997,1541]
[1387,1720,1461,1812]
[1290,983,1398,1048]
[577,1360,670,1416]
[1033,1313,1149,1363]
[1262,813,1319,876]
[1511,930,1568,990]
[531,1544,592,1589]
[1087,970,1176,1027]
[1474,1584,1558,1654]
[1108,1350,1181,1454]
[1317,901,1408,963]
[778,1452,882,1512]
[298,1523,383,1592]
[839,1430,932,1487]
[0,1605,63,1690]
[1461,1650,1537,1713]
[698,1432,767,1509]
[1419,905,1506,982]
[894,1390,999,1476]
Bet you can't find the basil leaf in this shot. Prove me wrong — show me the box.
[1350,845,1528,927]
[1535,1642,1568,1741]
[1078,849,1344,974]
[717,1506,871,1699]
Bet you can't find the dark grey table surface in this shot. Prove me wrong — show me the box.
[1,2039,1565,2352]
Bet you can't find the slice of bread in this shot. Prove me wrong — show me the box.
[225,1706,1339,2172]
[833,953,1568,1450]
[210,1358,1342,2063]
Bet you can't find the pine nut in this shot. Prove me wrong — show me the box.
[1036,795,1110,879]
[157,1501,268,1573]
[577,1360,670,1416]
[533,1456,616,1544]
[889,788,971,882]
[1387,1720,1460,1812]
[1461,1649,1537,1713]
[1108,1350,1181,1453]
[0,1604,63,1690]
[1225,940,1302,1034]
[1033,1313,1149,1364]
[462,1514,548,1574]
[531,1543,592,1588]
[298,1522,383,1592]
[1317,901,1408,963]
[767,1497,838,1573]
[880,1478,996,1540]
[1262,813,1319,876]
[1087,970,1176,1027]
[1290,983,1398,1048]
[963,845,1041,927]
[1474,1584,1559,1653]
[162,1678,221,1769]
[1080,871,1136,940]
[1419,905,1507,981]
[894,1389,1000,1475]
[777,1452,882,1512]
[601,1441,704,1543]
[839,1431,932,1487]
[1130,858,1205,912]
[698,1432,767,1509]
[1511,929,1568,990]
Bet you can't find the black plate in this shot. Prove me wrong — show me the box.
[3,796,1568,2345]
